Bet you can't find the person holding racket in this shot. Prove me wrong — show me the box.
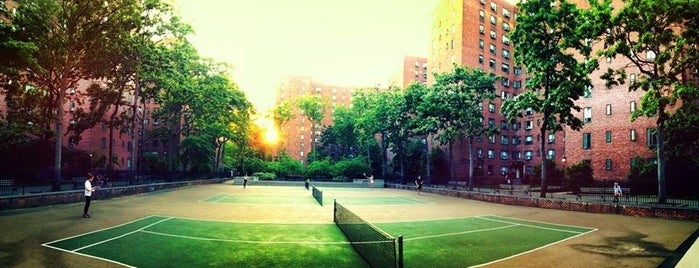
[83,173,97,218]
[415,176,424,195]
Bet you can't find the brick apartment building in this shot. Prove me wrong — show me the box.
[275,76,355,164]
[428,0,561,182]
[389,56,428,88]
[427,0,666,182]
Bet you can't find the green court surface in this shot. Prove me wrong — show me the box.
[332,196,430,205]
[202,194,318,205]
[42,214,594,267]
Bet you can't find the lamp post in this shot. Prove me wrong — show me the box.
[562,155,567,190]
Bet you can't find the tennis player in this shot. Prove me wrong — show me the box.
[415,176,424,195]
[83,173,96,218]
[363,173,375,190]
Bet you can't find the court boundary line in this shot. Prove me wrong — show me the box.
[41,215,173,268]
[476,216,593,234]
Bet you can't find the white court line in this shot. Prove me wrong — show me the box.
[41,215,172,268]
[404,224,519,241]
[72,217,174,252]
[476,215,593,234]
[139,230,359,245]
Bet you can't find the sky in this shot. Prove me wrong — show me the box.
[173,0,440,114]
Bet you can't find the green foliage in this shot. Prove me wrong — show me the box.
[252,172,276,180]
[305,158,335,179]
[267,154,304,179]
[333,157,370,179]
[601,0,699,202]
[502,0,609,196]
[566,160,594,192]
[627,156,657,195]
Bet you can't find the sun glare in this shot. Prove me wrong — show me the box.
[257,118,279,145]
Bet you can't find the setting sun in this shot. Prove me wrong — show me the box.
[256,118,279,145]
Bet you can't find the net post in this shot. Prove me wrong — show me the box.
[333,199,337,223]
[397,235,404,268]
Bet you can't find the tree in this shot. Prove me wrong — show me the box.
[1,0,146,190]
[420,65,498,188]
[601,0,699,203]
[271,100,294,155]
[502,0,610,197]
[297,94,326,163]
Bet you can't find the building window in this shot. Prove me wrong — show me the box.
[501,78,510,87]
[478,55,484,64]
[525,107,533,116]
[512,151,521,159]
[630,73,636,85]
[606,131,612,143]
[513,122,521,130]
[525,121,533,130]
[502,49,510,59]
[548,133,555,144]
[501,63,509,73]
[512,136,521,145]
[489,58,496,68]
[500,135,509,145]
[479,39,484,49]
[647,128,657,148]
[488,118,495,127]
[583,107,592,123]
[646,50,656,60]
[605,159,613,170]
[584,86,592,98]
[503,35,510,45]
[489,103,496,113]
[525,150,533,160]
[490,15,496,25]
[491,2,497,11]
[490,30,497,39]
[489,44,496,55]
[630,101,636,113]
[583,133,591,149]
[501,151,509,160]
[501,120,508,130]
[488,135,496,144]
[525,135,533,145]
[503,22,510,31]
[513,80,522,89]
[501,91,510,100]
[488,149,495,159]
[606,104,612,115]
[479,10,485,21]
[477,148,483,158]
[630,129,637,141]
[480,24,485,34]
[503,8,510,18]
[547,149,555,160]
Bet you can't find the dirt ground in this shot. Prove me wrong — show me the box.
[0,182,696,268]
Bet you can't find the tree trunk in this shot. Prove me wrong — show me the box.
[656,108,667,204]
[449,140,454,182]
[468,136,474,191]
[540,127,548,198]
[52,88,65,191]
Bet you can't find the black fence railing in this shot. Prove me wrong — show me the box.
[0,171,230,196]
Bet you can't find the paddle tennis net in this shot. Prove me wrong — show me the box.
[312,185,323,206]
[333,200,403,268]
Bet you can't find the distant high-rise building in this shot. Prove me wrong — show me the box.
[390,56,428,88]
[275,76,355,163]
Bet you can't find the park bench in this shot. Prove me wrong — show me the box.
[577,187,631,202]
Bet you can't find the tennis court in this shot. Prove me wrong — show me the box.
[1,182,696,267]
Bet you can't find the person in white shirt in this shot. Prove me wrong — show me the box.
[613,182,623,202]
[83,173,96,218]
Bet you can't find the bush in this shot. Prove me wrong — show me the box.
[253,172,276,180]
